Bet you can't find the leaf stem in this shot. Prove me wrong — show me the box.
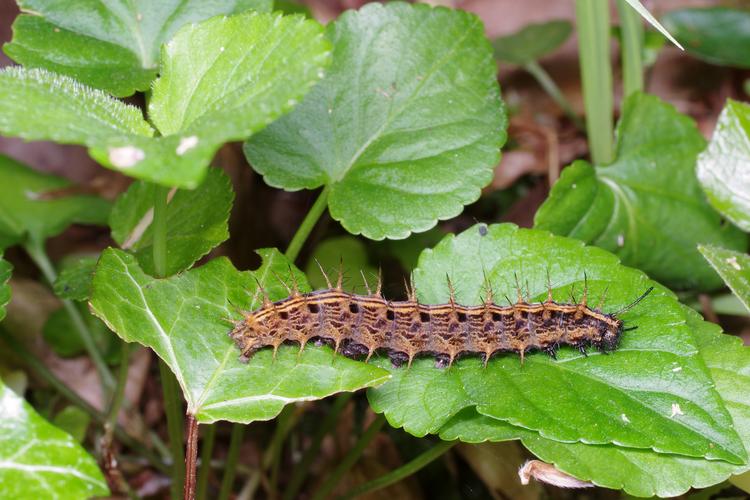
[160,362,185,500]
[285,186,330,262]
[0,326,168,473]
[575,0,615,165]
[195,424,216,500]
[105,341,131,431]
[23,238,115,391]
[338,440,457,499]
[218,423,245,500]
[616,0,644,98]
[311,414,386,500]
[184,414,199,500]
[262,405,301,497]
[283,393,353,500]
[523,61,585,130]
[153,185,170,278]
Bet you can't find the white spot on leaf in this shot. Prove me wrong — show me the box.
[670,403,684,418]
[176,136,199,156]
[108,146,144,168]
[621,413,630,423]
[617,234,624,247]
[726,256,741,271]
[519,460,593,489]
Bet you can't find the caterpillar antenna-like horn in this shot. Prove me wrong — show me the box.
[614,287,654,316]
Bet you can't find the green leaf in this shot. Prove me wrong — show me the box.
[699,245,750,314]
[697,100,750,232]
[492,20,572,65]
[42,307,119,361]
[305,236,376,294]
[4,0,273,96]
[442,307,750,497]
[0,256,11,322]
[0,11,331,189]
[89,248,390,422]
[244,2,507,240]
[0,153,110,250]
[366,223,746,464]
[109,168,234,276]
[0,378,109,497]
[53,255,97,301]
[534,92,747,291]
[52,406,91,443]
[662,8,750,68]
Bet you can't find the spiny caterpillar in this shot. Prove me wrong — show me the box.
[228,265,653,368]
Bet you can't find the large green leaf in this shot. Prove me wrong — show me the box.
[244,2,507,240]
[89,248,390,422]
[662,8,750,69]
[534,92,747,290]
[0,11,330,188]
[109,168,234,276]
[697,100,750,232]
[0,154,110,250]
[492,20,571,65]
[0,378,109,498]
[441,307,750,498]
[699,245,750,314]
[4,0,272,96]
[366,223,745,464]
[0,257,10,322]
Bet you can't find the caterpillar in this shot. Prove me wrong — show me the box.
[228,266,653,368]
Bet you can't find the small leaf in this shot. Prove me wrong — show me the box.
[699,245,750,313]
[0,256,11,322]
[492,20,572,65]
[4,0,273,96]
[42,307,119,362]
[89,248,390,423]
[305,236,376,294]
[0,378,109,497]
[149,12,329,138]
[367,223,745,464]
[53,255,98,301]
[0,153,110,250]
[662,7,750,68]
[697,100,750,232]
[442,306,750,498]
[52,406,91,443]
[244,2,507,240]
[109,168,234,276]
[534,93,747,290]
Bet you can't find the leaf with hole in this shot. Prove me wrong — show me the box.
[109,168,234,276]
[4,0,272,96]
[534,92,747,290]
[697,100,750,232]
[0,154,110,250]
[440,306,750,498]
[0,11,331,188]
[244,2,507,240]
[0,378,109,497]
[699,245,750,314]
[89,247,390,422]
[366,223,745,464]
[492,20,572,65]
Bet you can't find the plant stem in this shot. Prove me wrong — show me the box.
[283,393,353,500]
[616,0,644,98]
[575,0,614,165]
[218,423,245,500]
[523,61,585,131]
[23,238,115,391]
[284,186,330,262]
[153,185,170,278]
[105,341,131,432]
[160,362,185,500]
[311,414,386,500]
[195,424,216,500]
[339,440,457,499]
[262,406,301,497]
[184,414,199,500]
[0,327,168,473]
